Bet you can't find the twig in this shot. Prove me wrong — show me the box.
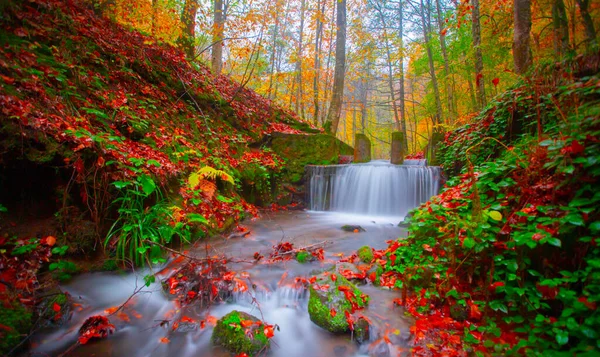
[275,240,331,257]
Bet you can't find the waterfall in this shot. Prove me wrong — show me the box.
[306,160,441,217]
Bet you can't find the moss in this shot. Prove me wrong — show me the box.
[308,286,349,333]
[296,251,310,263]
[0,301,32,355]
[357,246,374,263]
[101,258,119,271]
[211,311,269,356]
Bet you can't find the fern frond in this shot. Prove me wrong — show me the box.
[188,166,235,189]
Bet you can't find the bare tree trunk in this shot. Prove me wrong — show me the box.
[180,0,199,59]
[472,0,486,109]
[435,0,456,122]
[420,0,443,129]
[211,0,224,73]
[398,0,408,150]
[313,0,325,125]
[295,0,306,115]
[360,72,368,133]
[326,0,346,135]
[552,0,570,56]
[513,0,532,74]
[323,2,336,124]
[576,0,597,50]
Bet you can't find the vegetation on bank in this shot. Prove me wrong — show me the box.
[383,55,600,355]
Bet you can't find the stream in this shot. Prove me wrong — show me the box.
[30,211,412,357]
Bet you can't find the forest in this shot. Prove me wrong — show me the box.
[0,0,598,356]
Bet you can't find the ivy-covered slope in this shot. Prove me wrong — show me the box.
[0,0,332,233]
[383,55,600,355]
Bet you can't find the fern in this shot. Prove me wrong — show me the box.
[188,166,234,189]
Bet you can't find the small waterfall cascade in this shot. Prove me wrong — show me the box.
[306,160,441,217]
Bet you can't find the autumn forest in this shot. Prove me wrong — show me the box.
[0,0,599,356]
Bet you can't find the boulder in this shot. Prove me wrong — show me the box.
[308,271,369,333]
[341,225,365,232]
[212,311,270,356]
[357,246,374,264]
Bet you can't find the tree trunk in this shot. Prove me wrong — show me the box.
[323,2,337,124]
[267,9,280,100]
[552,0,570,57]
[313,0,325,125]
[576,0,597,50]
[326,0,346,135]
[435,0,456,122]
[360,74,368,133]
[420,0,443,129]
[398,0,408,150]
[472,0,486,109]
[180,0,199,59]
[513,0,533,74]
[211,0,224,74]
[295,0,306,115]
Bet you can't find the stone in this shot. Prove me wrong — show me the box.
[357,246,374,264]
[211,311,270,356]
[390,131,406,165]
[354,133,371,163]
[308,271,369,333]
[354,317,370,344]
[341,225,365,232]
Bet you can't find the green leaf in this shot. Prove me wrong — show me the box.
[147,159,161,167]
[187,213,208,224]
[489,211,502,221]
[144,274,156,287]
[547,238,562,247]
[589,221,600,233]
[113,181,130,189]
[555,331,569,346]
[565,213,585,226]
[463,237,475,249]
[138,175,156,196]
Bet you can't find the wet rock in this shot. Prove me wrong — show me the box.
[37,291,72,327]
[212,311,270,356]
[366,265,383,286]
[334,345,348,357]
[354,317,370,344]
[307,271,369,333]
[357,246,374,263]
[341,225,365,232]
[336,262,360,275]
[368,339,391,357]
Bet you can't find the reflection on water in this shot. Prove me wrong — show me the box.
[30,211,412,357]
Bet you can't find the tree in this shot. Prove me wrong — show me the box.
[211,0,225,74]
[434,0,455,122]
[552,0,569,57]
[472,0,486,109]
[313,0,326,125]
[575,0,597,51]
[513,0,532,74]
[326,0,347,135]
[418,0,443,129]
[180,0,199,59]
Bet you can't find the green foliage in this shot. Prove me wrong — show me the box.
[0,301,32,355]
[296,250,310,263]
[211,311,270,356]
[49,245,79,281]
[105,175,193,266]
[385,70,600,354]
[357,245,374,263]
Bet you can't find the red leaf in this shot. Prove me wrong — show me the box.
[52,303,61,312]
[492,77,500,86]
[264,325,275,338]
[330,308,337,317]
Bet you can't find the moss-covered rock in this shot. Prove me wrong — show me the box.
[211,311,270,356]
[341,225,365,232]
[307,271,369,333]
[37,291,72,326]
[0,301,32,355]
[296,250,313,263]
[357,246,374,264]
[269,133,353,184]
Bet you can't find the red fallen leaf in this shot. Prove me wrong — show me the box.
[532,233,543,241]
[78,315,115,345]
[309,276,317,284]
[236,353,250,357]
[492,77,500,86]
[264,325,275,338]
[468,301,482,320]
[181,316,195,323]
[43,236,56,247]
[561,140,585,155]
[0,74,15,84]
[344,311,354,331]
[578,296,597,310]
[159,337,170,344]
[222,271,236,281]
[338,285,351,292]
[0,324,13,332]
[489,281,504,291]
[52,303,61,312]
[330,274,337,282]
[330,308,337,317]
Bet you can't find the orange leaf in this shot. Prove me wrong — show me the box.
[159,337,170,344]
[52,302,61,312]
[264,325,275,338]
[45,236,56,247]
[330,308,337,317]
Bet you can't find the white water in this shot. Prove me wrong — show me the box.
[307,160,441,217]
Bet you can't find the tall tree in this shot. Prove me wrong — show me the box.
[575,0,597,51]
[419,0,443,128]
[435,0,456,122]
[398,0,408,150]
[313,0,325,125]
[552,0,569,56]
[513,0,532,74]
[211,0,225,74]
[295,0,307,116]
[326,0,347,135]
[180,0,199,59]
[472,0,486,109]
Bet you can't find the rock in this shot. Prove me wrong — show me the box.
[368,339,391,357]
[37,291,72,327]
[341,225,365,232]
[296,250,315,263]
[354,317,370,344]
[390,131,406,165]
[307,271,369,333]
[212,311,270,356]
[357,246,374,263]
[336,262,361,275]
[366,265,384,286]
[354,134,371,163]
[334,345,348,357]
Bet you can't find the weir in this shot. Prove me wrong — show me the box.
[306,160,441,217]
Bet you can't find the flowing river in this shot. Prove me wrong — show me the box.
[29,161,441,357]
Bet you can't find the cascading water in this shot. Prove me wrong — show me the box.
[307,160,441,217]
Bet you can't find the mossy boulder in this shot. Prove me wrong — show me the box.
[357,246,374,264]
[269,133,353,184]
[37,292,72,326]
[307,271,369,333]
[212,311,270,356]
[341,225,365,232]
[0,301,32,354]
